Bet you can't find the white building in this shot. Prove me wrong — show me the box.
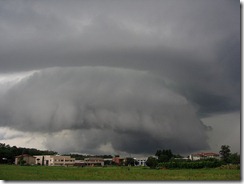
[34,155,75,166]
[134,157,147,166]
[84,157,104,166]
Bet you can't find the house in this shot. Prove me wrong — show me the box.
[34,155,75,166]
[84,157,104,166]
[15,154,36,165]
[112,156,125,165]
[189,152,220,161]
[134,157,147,166]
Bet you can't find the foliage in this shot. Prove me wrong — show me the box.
[146,157,158,169]
[173,154,183,158]
[219,145,240,164]
[104,160,113,166]
[157,159,222,169]
[18,157,26,166]
[158,154,170,162]
[228,153,240,164]
[219,145,231,163]
[218,164,240,170]
[155,149,182,163]
[66,154,113,160]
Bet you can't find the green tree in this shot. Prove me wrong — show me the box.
[228,153,240,164]
[155,150,162,157]
[146,157,158,169]
[158,154,170,162]
[163,149,173,158]
[155,149,173,162]
[18,156,26,166]
[219,145,231,163]
[125,157,138,166]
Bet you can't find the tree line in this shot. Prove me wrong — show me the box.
[146,145,240,169]
[64,153,113,160]
[0,143,57,164]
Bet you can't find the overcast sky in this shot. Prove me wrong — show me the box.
[0,0,240,156]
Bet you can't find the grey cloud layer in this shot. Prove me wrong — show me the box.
[0,0,240,154]
[0,0,240,116]
[0,67,209,154]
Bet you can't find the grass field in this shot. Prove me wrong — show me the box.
[0,165,240,181]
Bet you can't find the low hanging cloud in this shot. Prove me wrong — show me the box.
[0,0,240,155]
[0,66,209,154]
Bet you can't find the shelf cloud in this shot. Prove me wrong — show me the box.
[0,0,240,154]
[0,67,209,154]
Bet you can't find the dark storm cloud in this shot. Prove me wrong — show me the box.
[0,0,240,115]
[0,0,240,154]
[0,67,209,154]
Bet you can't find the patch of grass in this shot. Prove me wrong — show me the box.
[0,165,240,181]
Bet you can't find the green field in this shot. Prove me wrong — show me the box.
[0,165,240,181]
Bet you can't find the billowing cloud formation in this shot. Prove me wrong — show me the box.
[0,0,240,117]
[0,0,240,154]
[0,67,209,154]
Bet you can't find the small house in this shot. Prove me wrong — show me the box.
[15,154,36,165]
[189,152,219,161]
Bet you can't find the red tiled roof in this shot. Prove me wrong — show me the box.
[192,152,219,157]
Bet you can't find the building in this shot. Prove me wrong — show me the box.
[15,154,36,165]
[189,152,220,161]
[84,157,104,166]
[134,157,147,166]
[104,158,113,165]
[112,156,125,165]
[34,155,75,166]
[74,160,86,167]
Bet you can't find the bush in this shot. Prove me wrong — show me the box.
[157,159,222,169]
[19,159,26,166]
[146,157,158,169]
[217,164,240,170]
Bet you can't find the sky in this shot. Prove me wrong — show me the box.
[0,0,240,156]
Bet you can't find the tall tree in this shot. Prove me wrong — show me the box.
[219,145,231,163]
[155,149,174,162]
